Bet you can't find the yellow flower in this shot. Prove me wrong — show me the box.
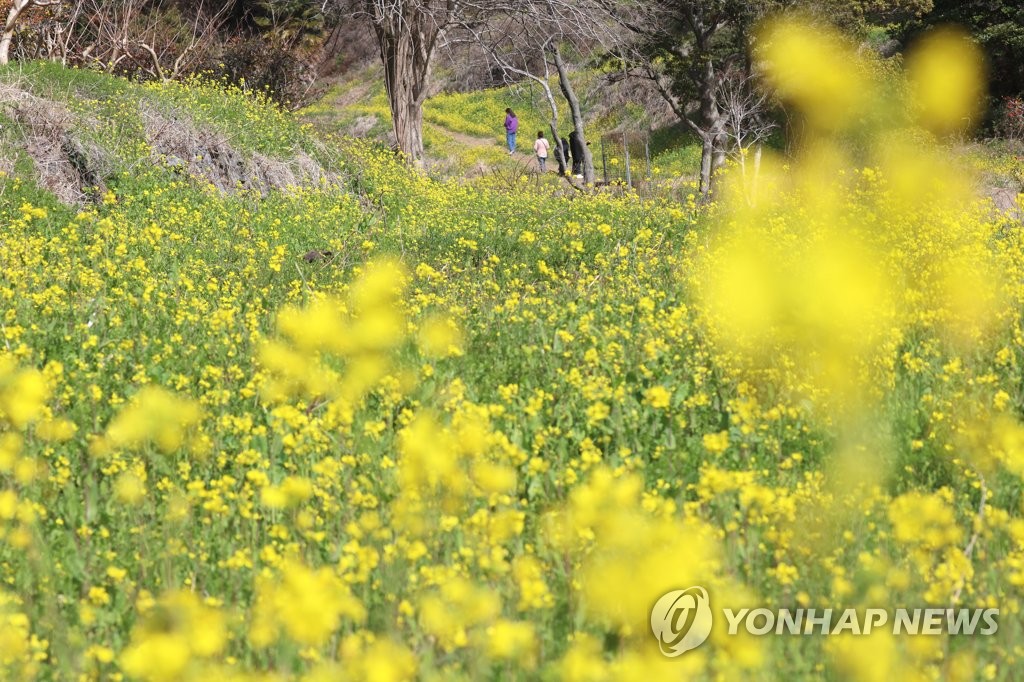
[644,385,672,409]
[34,417,76,442]
[88,586,110,606]
[888,491,962,550]
[418,315,464,358]
[512,556,553,611]
[340,638,417,682]
[86,644,115,663]
[703,430,730,455]
[106,566,128,583]
[114,472,147,506]
[556,635,610,682]
[120,591,225,681]
[120,633,191,682]
[250,560,365,647]
[586,401,610,425]
[0,362,49,429]
[906,27,984,136]
[260,475,314,510]
[418,578,500,651]
[484,619,536,666]
[757,19,871,130]
[103,386,202,454]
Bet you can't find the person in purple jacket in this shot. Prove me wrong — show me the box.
[504,108,519,154]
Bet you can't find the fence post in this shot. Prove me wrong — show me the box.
[623,132,632,188]
[601,138,608,184]
[645,136,651,180]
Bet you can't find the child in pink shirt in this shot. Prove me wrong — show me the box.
[533,131,550,172]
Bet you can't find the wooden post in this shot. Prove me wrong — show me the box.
[645,135,651,179]
[623,132,631,188]
[601,137,608,185]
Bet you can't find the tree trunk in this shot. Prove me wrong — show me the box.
[0,32,13,65]
[536,80,565,174]
[697,56,725,198]
[550,122,565,174]
[370,1,445,166]
[698,134,713,196]
[553,46,594,184]
[707,127,726,197]
[376,29,427,164]
[0,1,25,66]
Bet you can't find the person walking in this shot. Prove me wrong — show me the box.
[569,130,585,177]
[504,108,519,154]
[533,130,550,172]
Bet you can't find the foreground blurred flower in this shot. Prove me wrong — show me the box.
[249,560,366,648]
[0,357,49,430]
[120,590,226,682]
[96,386,203,455]
[906,27,985,136]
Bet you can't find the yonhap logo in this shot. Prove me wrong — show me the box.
[650,587,1000,660]
[650,586,714,656]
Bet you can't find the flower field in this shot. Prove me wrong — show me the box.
[0,21,1023,682]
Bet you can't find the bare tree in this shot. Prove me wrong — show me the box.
[362,0,458,164]
[460,19,567,173]
[354,0,607,171]
[602,0,783,197]
[1,0,61,65]
[551,43,594,183]
[451,0,610,183]
[3,0,231,79]
[157,0,234,80]
[716,62,775,200]
[68,0,231,80]
[12,0,83,65]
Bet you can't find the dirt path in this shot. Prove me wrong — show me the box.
[296,67,550,172]
[441,127,499,150]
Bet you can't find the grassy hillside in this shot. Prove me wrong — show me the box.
[298,63,705,181]
[0,38,1023,682]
